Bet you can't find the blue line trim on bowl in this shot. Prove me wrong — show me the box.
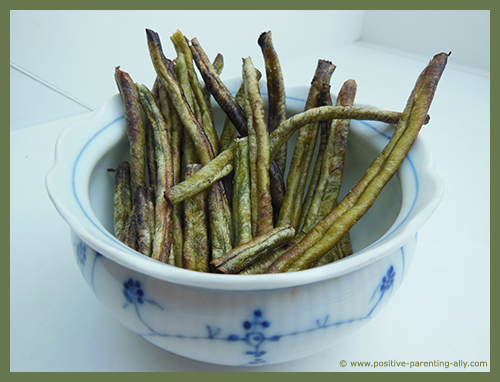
[72,115,129,248]
[401,246,405,277]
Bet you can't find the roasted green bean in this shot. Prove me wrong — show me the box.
[122,204,138,251]
[173,51,200,165]
[137,83,174,264]
[266,52,449,273]
[208,180,233,260]
[159,85,183,186]
[211,225,295,274]
[239,232,304,275]
[269,105,429,161]
[114,67,146,192]
[203,53,224,114]
[243,57,273,236]
[110,162,133,243]
[182,164,210,272]
[146,29,215,166]
[297,116,329,233]
[112,28,446,276]
[143,110,157,192]
[278,60,335,229]
[232,137,253,246]
[269,160,285,224]
[171,30,220,154]
[190,37,248,136]
[133,186,153,257]
[258,31,287,176]
[301,79,356,233]
[242,81,258,237]
[165,143,234,205]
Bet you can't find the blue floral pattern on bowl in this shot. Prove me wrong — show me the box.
[76,241,86,270]
[73,240,399,365]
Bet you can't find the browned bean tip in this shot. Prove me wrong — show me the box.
[114,67,146,192]
[202,53,224,127]
[257,31,288,212]
[212,53,224,76]
[146,29,215,166]
[190,37,248,136]
[336,79,357,106]
[171,33,220,155]
[257,30,287,132]
[173,48,220,156]
[305,60,336,110]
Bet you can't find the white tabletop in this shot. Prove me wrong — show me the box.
[10,10,490,372]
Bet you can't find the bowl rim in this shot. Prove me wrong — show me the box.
[46,85,444,291]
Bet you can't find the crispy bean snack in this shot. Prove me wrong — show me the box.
[111,28,449,274]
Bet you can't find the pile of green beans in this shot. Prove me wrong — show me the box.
[110,28,449,274]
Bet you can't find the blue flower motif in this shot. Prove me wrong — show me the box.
[223,309,279,364]
[367,265,396,318]
[380,265,395,292]
[121,277,163,335]
[76,242,87,268]
[116,265,399,365]
[123,278,145,305]
[245,332,265,347]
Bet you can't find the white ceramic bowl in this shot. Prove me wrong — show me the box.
[46,83,443,366]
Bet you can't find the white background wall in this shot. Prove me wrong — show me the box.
[10,10,489,131]
[360,10,490,73]
[10,10,365,130]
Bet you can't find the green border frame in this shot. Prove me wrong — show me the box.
[7,2,493,376]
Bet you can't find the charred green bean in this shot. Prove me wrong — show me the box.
[232,137,253,246]
[258,31,287,175]
[266,52,449,273]
[182,164,210,272]
[110,162,133,243]
[243,57,273,236]
[211,225,295,274]
[114,67,146,192]
[137,83,174,264]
